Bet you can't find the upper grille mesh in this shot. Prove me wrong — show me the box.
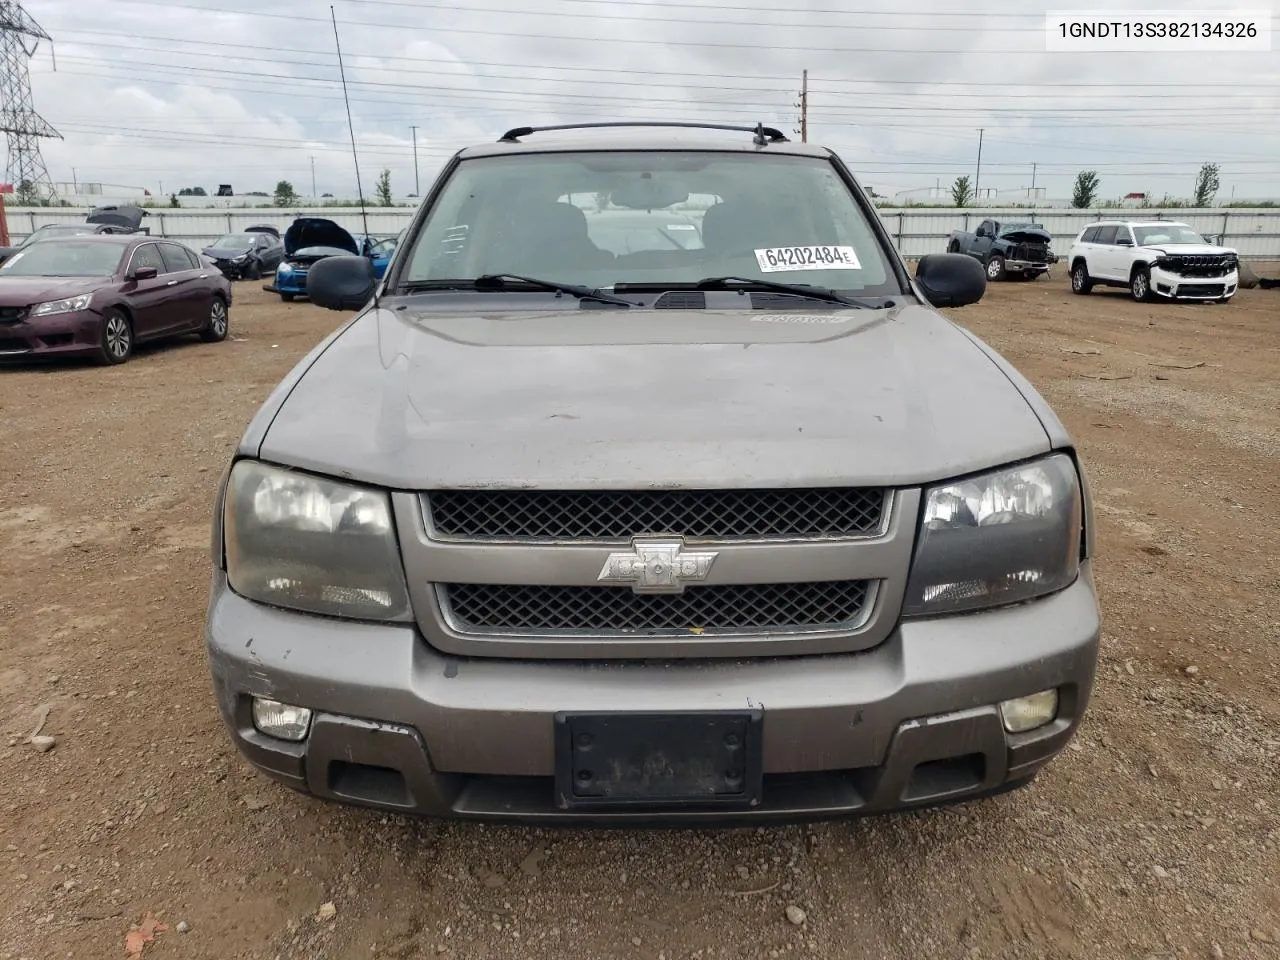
[440,580,871,635]
[425,488,887,542]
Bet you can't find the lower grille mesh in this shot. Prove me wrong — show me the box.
[440,580,871,635]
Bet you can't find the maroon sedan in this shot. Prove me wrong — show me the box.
[0,235,232,365]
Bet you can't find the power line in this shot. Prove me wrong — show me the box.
[36,54,1280,123]
[65,0,1271,57]
[44,26,1280,92]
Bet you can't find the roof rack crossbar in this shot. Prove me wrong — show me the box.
[497,121,790,145]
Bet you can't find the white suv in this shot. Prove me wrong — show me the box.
[1067,220,1239,303]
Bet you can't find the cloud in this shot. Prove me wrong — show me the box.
[12,0,1280,203]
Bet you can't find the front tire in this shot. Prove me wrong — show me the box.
[1130,266,1153,302]
[986,254,1006,281]
[947,241,960,253]
[1071,261,1093,295]
[200,296,229,342]
[97,308,133,365]
[246,261,262,281]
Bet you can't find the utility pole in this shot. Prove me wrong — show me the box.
[310,155,316,198]
[800,70,808,143]
[0,1,62,201]
[1031,162,1036,196]
[974,128,984,202]
[410,125,420,194]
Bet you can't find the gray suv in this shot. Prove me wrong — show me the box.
[204,122,1101,823]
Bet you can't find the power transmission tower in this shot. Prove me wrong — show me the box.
[0,1,60,201]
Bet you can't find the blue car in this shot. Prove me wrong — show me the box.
[267,218,363,303]
[367,230,404,279]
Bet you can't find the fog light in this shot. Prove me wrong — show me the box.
[999,689,1058,733]
[251,697,312,741]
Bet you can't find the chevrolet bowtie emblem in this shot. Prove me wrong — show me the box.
[597,537,719,594]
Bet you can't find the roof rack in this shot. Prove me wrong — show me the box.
[497,121,790,146]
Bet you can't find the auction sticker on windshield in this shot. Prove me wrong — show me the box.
[755,245,861,272]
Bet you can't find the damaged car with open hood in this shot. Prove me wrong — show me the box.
[265,217,363,302]
[947,219,1057,281]
[205,121,1101,825]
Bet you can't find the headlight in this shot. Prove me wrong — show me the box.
[232,254,248,263]
[222,460,412,621]
[902,453,1082,617]
[30,293,93,317]
[278,262,293,274]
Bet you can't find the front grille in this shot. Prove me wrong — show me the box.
[1157,255,1237,278]
[1012,242,1049,263]
[0,306,27,323]
[425,488,887,542]
[440,580,871,635]
[0,336,31,353]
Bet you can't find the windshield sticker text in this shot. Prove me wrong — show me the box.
[755,245,862,272]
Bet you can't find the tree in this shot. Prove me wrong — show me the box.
[1071,170,1100,209]
[169,193,180,208]
[178,186,207,197]
[375,168,393,207]
[1193,163,1220,207]
[16,179,40,205]
[950,175,972,207]
[273,180,298,206]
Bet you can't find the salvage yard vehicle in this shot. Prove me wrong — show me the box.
[0,234,231,364]
[205,121,1101,824]
[201,225,284,281]
[947,219,1057,281]
[0,208,149,266]
[1068,219,1239,302]
[266,217,362,302]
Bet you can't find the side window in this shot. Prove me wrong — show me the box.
[129,243,165,275]
[1094,225,1118,245]
[1116,225,1134,245]
[160,243,195,273]
[1080,226,1100,243]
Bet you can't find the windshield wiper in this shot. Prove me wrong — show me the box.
[475,274,635,306]
[692,275,887,309]
[398,275,635,307]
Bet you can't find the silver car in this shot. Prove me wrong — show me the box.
[204,122,1101,824]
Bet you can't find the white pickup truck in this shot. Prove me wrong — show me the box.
[1067,220,1239,303]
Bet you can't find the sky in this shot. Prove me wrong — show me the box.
[11,0,1280,203]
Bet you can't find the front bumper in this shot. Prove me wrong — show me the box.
[1150,265,1237,299]
[205,564,1101,824]
[0,309,103,359]
[1004,259,1052,274]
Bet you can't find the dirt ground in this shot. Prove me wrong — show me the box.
[2,267,1278,960]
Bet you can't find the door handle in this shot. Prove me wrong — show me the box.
[166,280,178,286]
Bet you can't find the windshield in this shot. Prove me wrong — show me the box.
[399,151,900,296]
[0,241,124,277]
[999,222,1042,235]
[1133,224,1207,246]
[24,225,96,245]
[210,234,254,250]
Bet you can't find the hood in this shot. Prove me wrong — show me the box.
[256,304,1053,489]
[0,275,111,306]
[1000,227,1052,244]
[283,218,358,256]
[246,224,280,238]
[202,240,252,260]
[1140,243,1234,256]
[85,205,148,230]
[289,245,356,263]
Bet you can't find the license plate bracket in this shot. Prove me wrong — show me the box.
[554,710,763,809]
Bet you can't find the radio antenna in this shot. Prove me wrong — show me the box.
[330,6,369,242]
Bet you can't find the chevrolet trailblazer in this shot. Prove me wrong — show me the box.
[203,122,1101,824]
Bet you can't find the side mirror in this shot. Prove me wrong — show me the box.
[306,255,376,311]
[132,266,159,281]
[915,253,987,308]
[1116,237,1133,246]
[975,226,988,238]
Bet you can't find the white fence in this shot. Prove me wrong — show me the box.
[5,206,1279,260]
